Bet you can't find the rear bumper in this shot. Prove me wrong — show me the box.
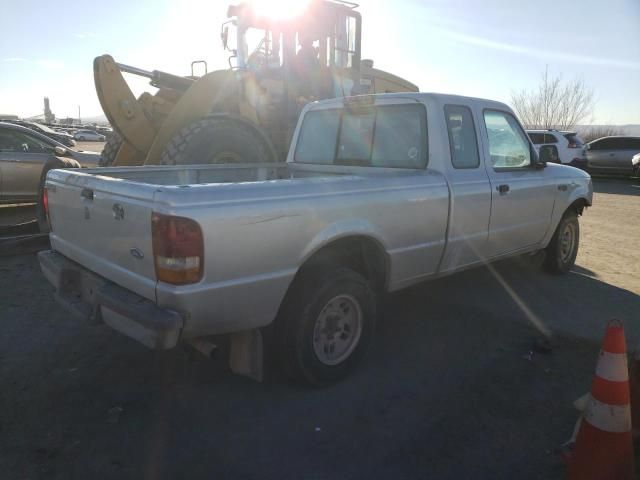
[38,250,183,349]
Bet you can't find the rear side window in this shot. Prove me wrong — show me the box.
[619,137,640,150]
[590,137,622,150]
[528,133,544,144]
[444,105,479,169]
[544,133,558,143]
[563,133,584,147]
[295,104,428,168]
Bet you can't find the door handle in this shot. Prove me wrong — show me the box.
[496,184,510,194]
[609,153,616,157]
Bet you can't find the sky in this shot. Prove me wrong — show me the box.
[1,0,639,124]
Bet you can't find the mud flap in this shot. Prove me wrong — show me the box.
[229,329,264,382]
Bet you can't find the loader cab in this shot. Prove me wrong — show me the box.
[224,0,362,100]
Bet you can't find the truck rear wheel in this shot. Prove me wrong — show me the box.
[160,117,273,165]
[99,133,123,167]
[277,267,376,386]
[544,211,579,274]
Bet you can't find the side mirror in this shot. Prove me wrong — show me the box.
[538,145,558,166]
[54,146,68,156]
[221,26,229,50]
[584,144,591,151]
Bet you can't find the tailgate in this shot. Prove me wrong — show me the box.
[46,169,158,301]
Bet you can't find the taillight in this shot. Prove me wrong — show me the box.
[43,187,52,231]
[151,213,204,285]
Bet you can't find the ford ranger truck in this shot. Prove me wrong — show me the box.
[38,93,593,385]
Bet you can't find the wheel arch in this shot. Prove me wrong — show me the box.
[292,233,390,294]
[567,196,590,216]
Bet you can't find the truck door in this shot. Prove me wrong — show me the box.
[480,109,556,257]
[438,104,492,272]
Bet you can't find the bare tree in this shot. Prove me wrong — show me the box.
[511,67,595,130]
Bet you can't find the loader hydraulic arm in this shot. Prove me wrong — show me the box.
[115,62,195,93]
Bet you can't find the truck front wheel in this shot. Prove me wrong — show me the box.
[277,267,376,386]
[544,211,579,274]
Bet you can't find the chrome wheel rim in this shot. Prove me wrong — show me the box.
[560,222,576,263]
[312,294,362,366]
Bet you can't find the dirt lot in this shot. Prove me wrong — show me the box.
[0,179,638,479]
[75,141,105,153]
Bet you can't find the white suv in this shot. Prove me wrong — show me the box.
[526,130,586,168]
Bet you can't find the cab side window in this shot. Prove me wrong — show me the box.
[444,105,479,169]
[0,131,21,152]
[483,110,532,169]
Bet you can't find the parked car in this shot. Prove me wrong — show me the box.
[6,120,76,147]
[0,122,100,203]
[584,136,640,175]
[74,129,106,142]
[526,129,586,167]
[39,93,592,385]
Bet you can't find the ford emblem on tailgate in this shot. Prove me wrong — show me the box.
[130,248,144,260]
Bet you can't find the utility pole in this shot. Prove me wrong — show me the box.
[78,105,81,125]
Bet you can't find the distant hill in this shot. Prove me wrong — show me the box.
[81,114,109,125]
[577,125,640,136]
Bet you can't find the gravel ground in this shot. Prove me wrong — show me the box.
[75,141,105,153]
[0,179,638,479]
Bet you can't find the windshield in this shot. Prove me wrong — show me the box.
[33,122,57,134]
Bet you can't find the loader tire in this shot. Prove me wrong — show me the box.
[99,133,123,167]
[36,156,81,233]
[160,117,273,165]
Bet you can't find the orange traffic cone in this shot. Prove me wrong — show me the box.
[567,319,635,479]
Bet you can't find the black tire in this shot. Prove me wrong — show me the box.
[36,157,81,233]
[276,267,376,386]
[544,211,579,274]
[160,117,273,165]
[99,133,123,167]
[78,136,85,141]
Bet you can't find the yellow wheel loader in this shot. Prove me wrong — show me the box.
[97,0,418,167]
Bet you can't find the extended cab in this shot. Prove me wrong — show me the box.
[38,93,592,385]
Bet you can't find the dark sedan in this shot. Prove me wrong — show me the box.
[0,122,100,203]
[5,120,77,147]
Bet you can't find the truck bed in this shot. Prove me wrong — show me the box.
[44,161,450,336]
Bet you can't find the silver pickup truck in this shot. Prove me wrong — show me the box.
[38,93,592,385]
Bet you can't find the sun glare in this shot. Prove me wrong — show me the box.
[250,0,312,20]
